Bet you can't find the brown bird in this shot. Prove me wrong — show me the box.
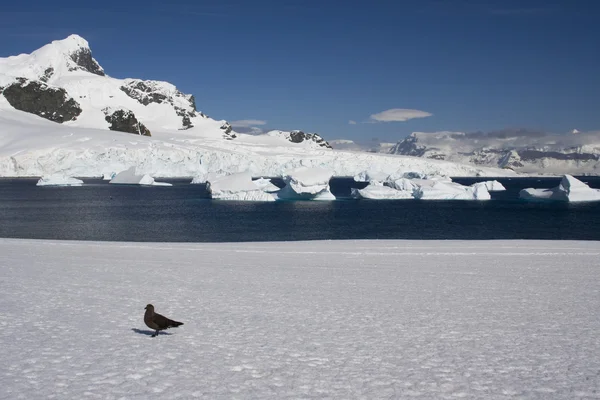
[144,304,183,337]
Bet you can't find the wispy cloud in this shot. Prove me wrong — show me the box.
[348,120,357,125]
[230,119,267,128]
[368,108,433,123]
[230,119,267,135]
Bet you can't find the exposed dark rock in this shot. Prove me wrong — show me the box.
[220,122,236,139]
[40,67,54,83]
[288,130,332,149]
[2,78,82,123]
[103,108,151,136]
[175,106,195,129]
[389,134,427,156]
[120,81,169,106]
[518,149,598,162]
[188,95,197,111]
[69,48,105,76]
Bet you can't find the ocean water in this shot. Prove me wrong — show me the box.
[0,177,599,242]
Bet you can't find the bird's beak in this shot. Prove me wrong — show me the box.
[144,306,147,309]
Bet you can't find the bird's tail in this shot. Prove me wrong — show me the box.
[169,320,183,328]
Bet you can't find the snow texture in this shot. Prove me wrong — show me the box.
[353,170,390,183]
[207,172,276,201]
[519,174,600,202]
[109,167,171,186]
[1,238,599,399]
[36,175,83,186]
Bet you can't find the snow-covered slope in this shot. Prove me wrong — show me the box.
[389,130,600,175]
[0,35,513,179]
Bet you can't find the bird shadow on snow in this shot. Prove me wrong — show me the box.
[131,328,172,336]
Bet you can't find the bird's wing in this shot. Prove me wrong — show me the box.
[152,312,175,329]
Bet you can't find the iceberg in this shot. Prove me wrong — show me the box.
[207,171,276,201]
[519,174,600,202]
[109,167,172,186]
[472,180,506,192]
[102,172,116,181]
[351,181,413,200]
[252,178,280,193]
[414,181,491,200]
[275,167,336,201]
[36,175,83,186]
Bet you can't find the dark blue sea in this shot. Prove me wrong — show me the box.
[1,177,599,241]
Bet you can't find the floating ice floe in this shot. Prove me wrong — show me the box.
[275,167,335,201]
[207,171,276,201]
[36,175,83,186]
[519,174,600,202]
[472,180,506,192]
[109,167,172,186]
[414,180,491,200]
[252,178,280,193]
[351,181,413,200]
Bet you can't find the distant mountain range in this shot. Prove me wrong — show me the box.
[330,130,600,175]
[388,130,600,175]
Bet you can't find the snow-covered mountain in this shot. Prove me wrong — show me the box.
[0,35,511,178]
[389,130,600,175]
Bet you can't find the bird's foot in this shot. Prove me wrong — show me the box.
[151,333,157,337]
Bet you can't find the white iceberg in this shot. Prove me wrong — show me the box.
[36,175,83,186]
[109,167,172,186]
[414,181,491,200]
[519,175,600,202]
[252,178,280,193]
[102,172,116,181]
[472,180,506,192]
[207,171,276,201]
[351,181,413,200]
[275,167,335,201]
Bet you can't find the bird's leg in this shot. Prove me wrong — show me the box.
[151,331,157,338]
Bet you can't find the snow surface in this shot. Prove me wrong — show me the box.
[109,167,171,186]
[353,170,390,183]
[207,172,276,201]
[36,175,83,186]
[519,174,600,202]
[1,238,599,399]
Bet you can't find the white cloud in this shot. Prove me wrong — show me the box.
[369,108,432,123]
[230,119,267,128]
[348,120,357,125]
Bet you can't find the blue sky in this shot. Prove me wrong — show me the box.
[1,0,599,143]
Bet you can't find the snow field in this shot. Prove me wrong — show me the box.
[1,239,599,399]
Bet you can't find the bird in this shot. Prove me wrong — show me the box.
[144,304,183,337]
